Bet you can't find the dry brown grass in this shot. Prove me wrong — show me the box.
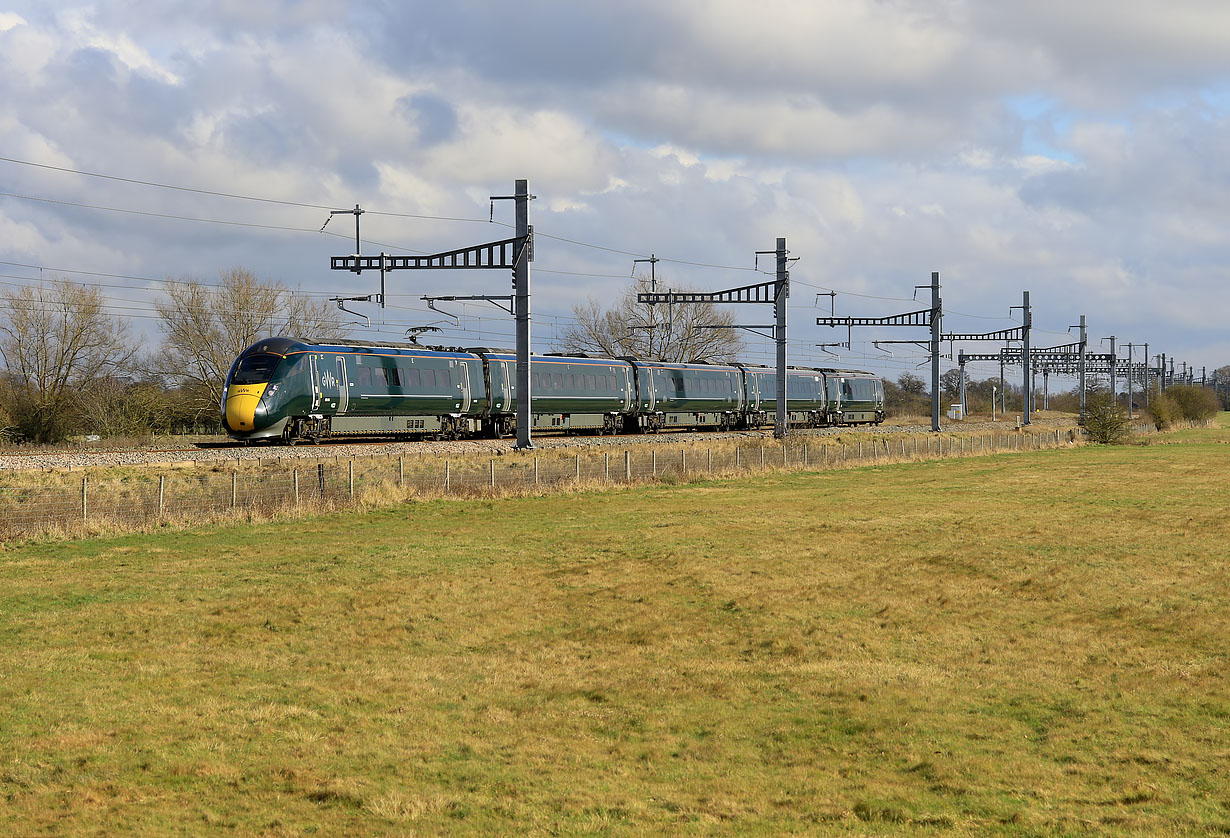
[0,420,1226,834]
[1,423,1088,546]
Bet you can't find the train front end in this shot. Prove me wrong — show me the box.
[221,337,304,440]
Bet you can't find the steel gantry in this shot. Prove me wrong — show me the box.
[818,271,943,431]
[960,345,1170,418]
[638,237,791,438]
[942,291,1033,424]
[331,179,537,449]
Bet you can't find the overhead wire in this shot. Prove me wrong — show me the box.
[3,156,920,301]
[0,155,492,224]
[0,156,1168,364]
[0,262,1076,369]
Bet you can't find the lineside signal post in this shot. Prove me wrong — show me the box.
[330,178,537,449]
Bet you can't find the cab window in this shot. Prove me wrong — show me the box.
[232,353,280,385]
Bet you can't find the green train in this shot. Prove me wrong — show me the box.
[222,337,885,442]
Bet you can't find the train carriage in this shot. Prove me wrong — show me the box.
[825,370,886,425]
[222,338,486,441]
[737,364,834,429]
[628,360,742,432]
[480,352,633,435]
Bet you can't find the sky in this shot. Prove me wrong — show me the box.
[2,0,1229,386]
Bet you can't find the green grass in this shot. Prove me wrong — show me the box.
[1,422,1228,835]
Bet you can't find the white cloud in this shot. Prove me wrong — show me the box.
[1,0,1229,369]
[60,8,183,85]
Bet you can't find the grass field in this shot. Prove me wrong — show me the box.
[1,420,1227,835]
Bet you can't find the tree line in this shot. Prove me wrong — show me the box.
[883,368,1222,427]
[0,269,346,443]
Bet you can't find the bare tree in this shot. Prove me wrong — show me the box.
[558,275,745,362]
[154,267,347,414]
[0,279,138,442]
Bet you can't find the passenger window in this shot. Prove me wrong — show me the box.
[586,374,596,390]
[390,368,401,387]
[552,373,563,388]
[375,367,388,386]
[406,369,420,387]
[358,367,373,386]
[565,374,575,389]
[424,369,437,387]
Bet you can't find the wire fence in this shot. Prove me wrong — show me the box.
[0,426,1116,541]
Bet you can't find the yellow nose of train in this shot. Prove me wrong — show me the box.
[225,383,267,432]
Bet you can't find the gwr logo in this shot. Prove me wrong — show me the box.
[320,370,338,389]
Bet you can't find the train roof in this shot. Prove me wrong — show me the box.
[237,337,482,358]
[239,339,881,377]
[737,363,875,376]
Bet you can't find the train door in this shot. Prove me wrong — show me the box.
[500,360,512,409]
[644,367,657,410]
[456,361,472,412]
[309,355,321,411]
[335,356,349,414]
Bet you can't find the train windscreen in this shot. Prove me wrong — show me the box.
[231,353,280,385]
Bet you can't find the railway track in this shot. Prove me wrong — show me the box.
[0,417,1080,472]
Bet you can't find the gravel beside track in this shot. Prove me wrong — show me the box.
[0,416,1081,472]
